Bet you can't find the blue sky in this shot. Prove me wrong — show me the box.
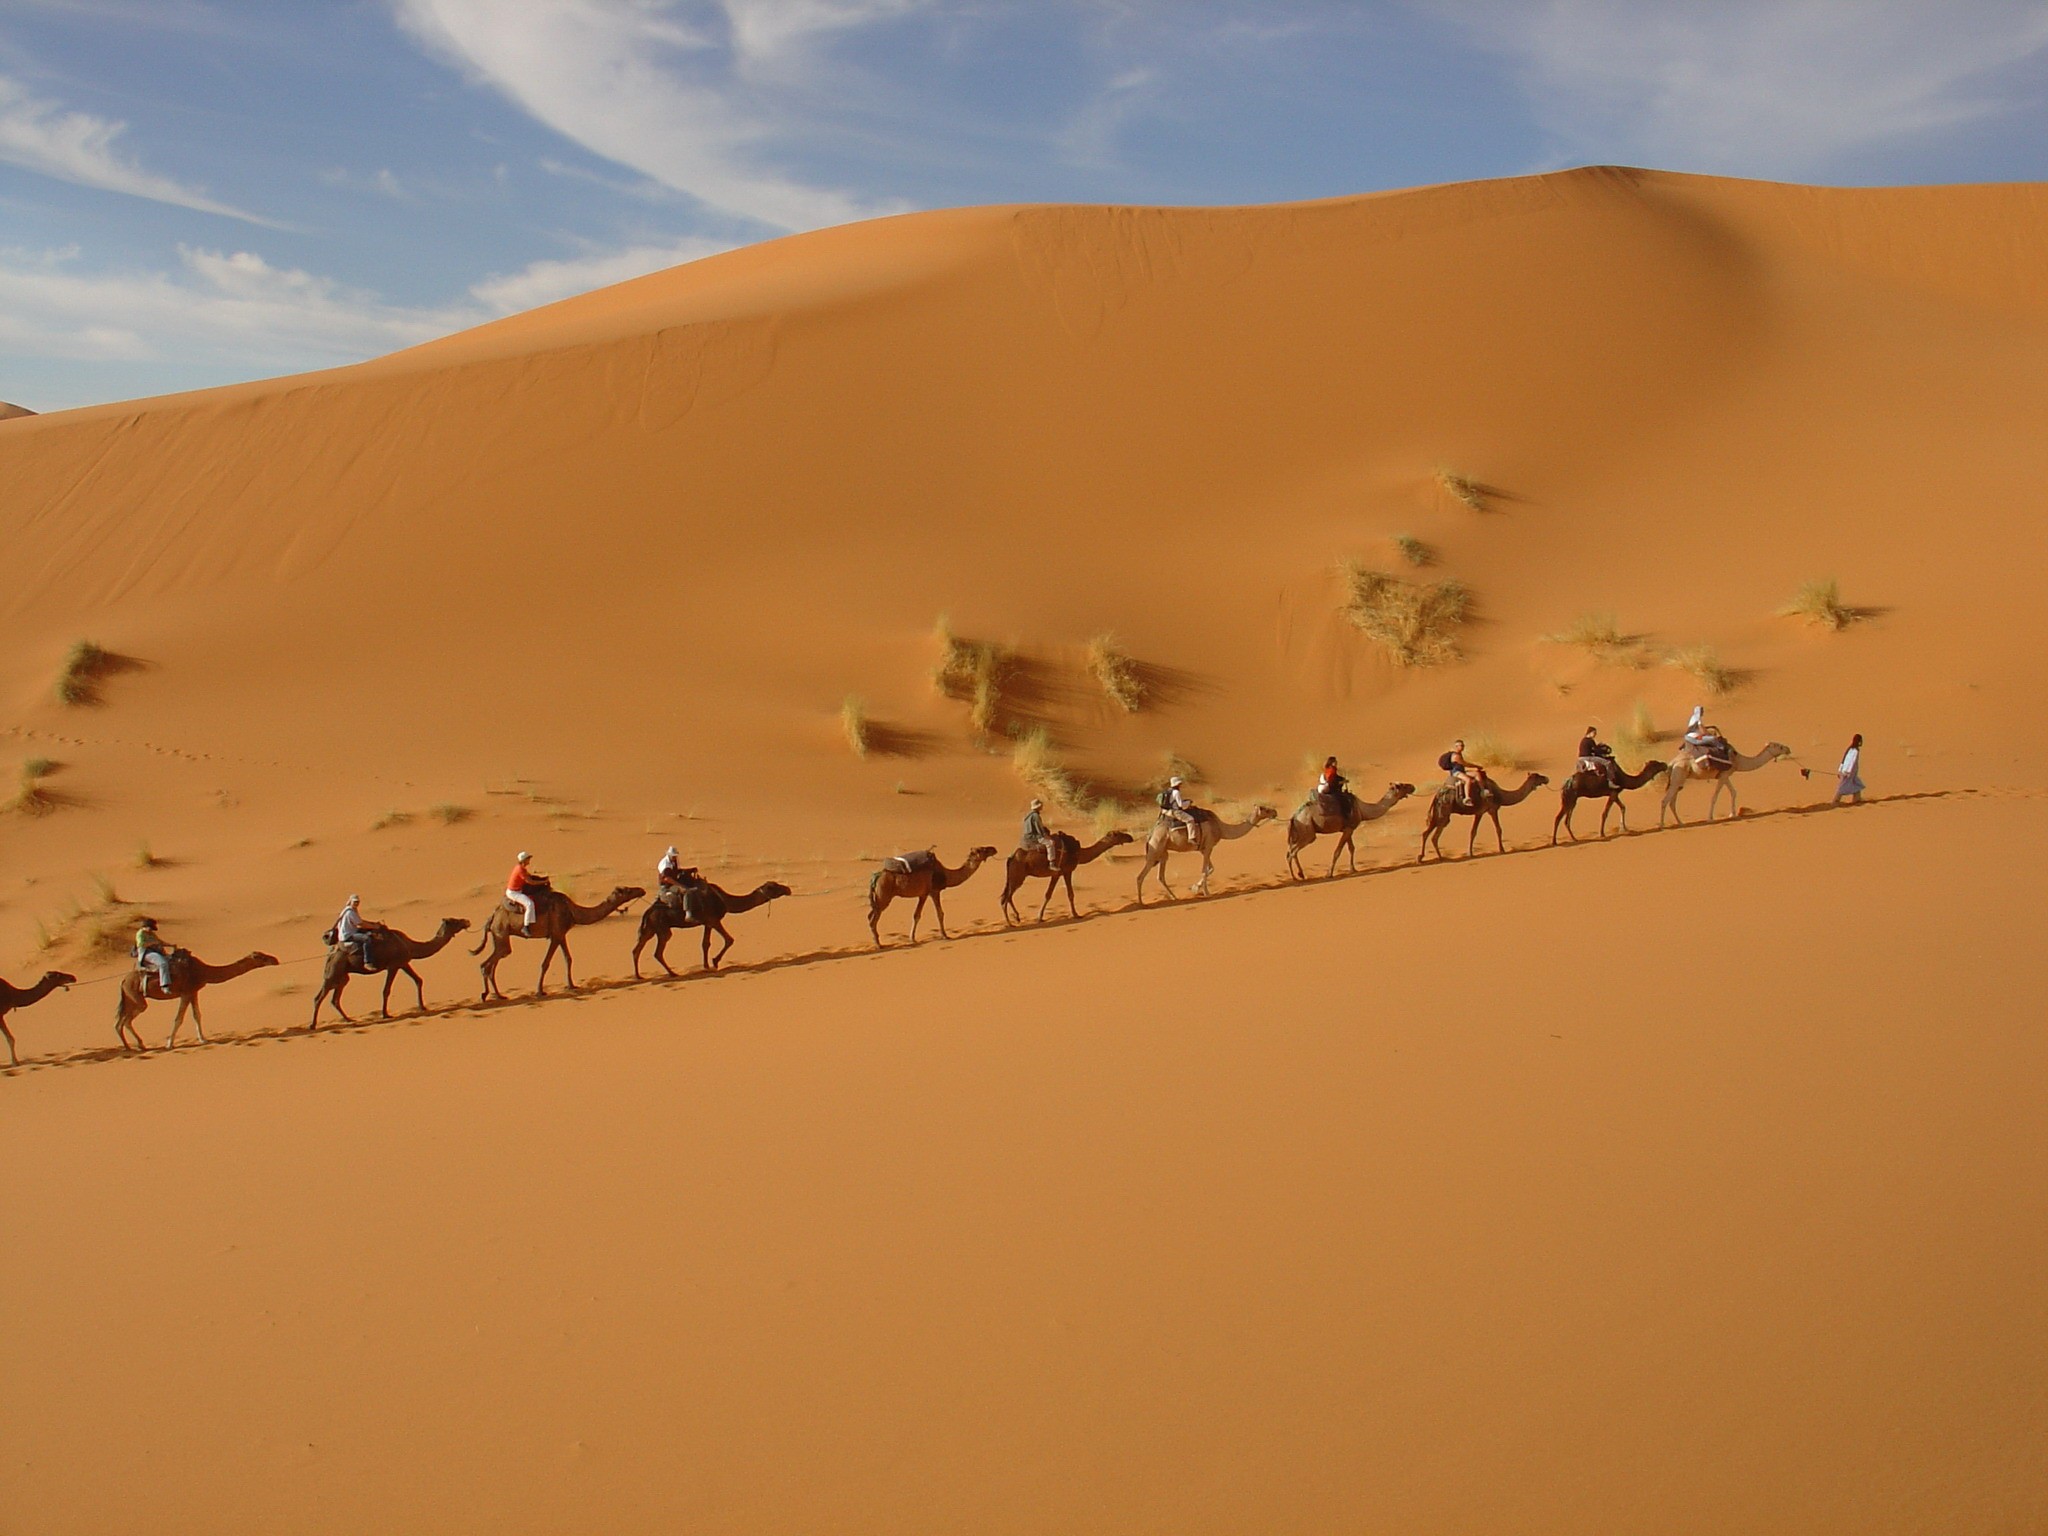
[5,0,2048,410]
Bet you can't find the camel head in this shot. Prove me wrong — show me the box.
[437,917,473,936]
[45,971,77,987]
[1645,761,1670,778]
[1390,782,1416,800]
[1250,805,1278,826]
[1761,742,1790,761]
[760,882,793,900]
[1529,773,1551,788]
[966,846,1000,867]
[250,953,281,970]
[1103,830,1135,847]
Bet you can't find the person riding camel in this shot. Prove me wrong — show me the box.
[656,846,693,890]
[506,851,544,938]
[332,894,386,972]
[133,915,175,995]
[1316,756,1350,814]
[1020,799,1057,863]
[1159,775,1201,836]
[1439,739,1489,810]
[1577,726,1621,791]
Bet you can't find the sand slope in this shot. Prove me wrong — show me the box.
[2,168,2047,1529]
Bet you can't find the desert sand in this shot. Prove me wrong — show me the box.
[2,166,2045,1531]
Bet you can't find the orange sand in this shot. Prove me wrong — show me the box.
[1,168,2045,1530]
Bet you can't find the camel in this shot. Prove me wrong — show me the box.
[999,831,1134,925]
[1135,805,1277,903]
[471,884,644,1000]
[1658,740,1792,826]
[1551,760,1669,843]
[632,879,793,977]
[1417,772,1550,862]
[0,970,75,1067]
[309,918,472,1029]
[114,951,279,1052]
[868,847,998,946]
[1284,782,1415,879]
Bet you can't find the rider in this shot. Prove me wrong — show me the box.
[1020,798,1055,858]
[332,894,384,971]
[1577,725,1621,791]
[656,846,692,890]
[1159,775,1201,836]
[1438,739,1489,809]
[133,915,174,995]
[1316,756,1350,813]
[506,851,542,937]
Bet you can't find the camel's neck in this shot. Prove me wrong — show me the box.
[1732,749,1779,771]
[941,858,985,881]
[1619,763,1662,789]
[1213,817,1263,840]
[567,895,628,924]
[194,953,267,984]
[723,885,782,913]
[1073,838,1121,865]
[13,975,63,1006]
[408,925,465,959]
[1494,775,1543,805]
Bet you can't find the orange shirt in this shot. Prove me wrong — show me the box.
[508,863,532,891]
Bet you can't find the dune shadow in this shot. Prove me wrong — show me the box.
[1126,659,1220,711]
[862,721,946,759]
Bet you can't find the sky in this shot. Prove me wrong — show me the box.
[5,0,2048,411]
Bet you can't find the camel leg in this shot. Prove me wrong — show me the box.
[1156,854,1178,901]
[164,997,187,1050]
[869,894,888,948]
[189,993,208,1045]
[1330,831,1350,878]
[1490,808,1506,854]
[931,889,950,940]
[1465,814,1480,859]
[1000,873,1020,927]
[325,971,354,1027]
[534,938,557,995]
[1553,795,1573,845]
[1285,841,1302,881]
[380,968,400,1017]
[1722,781,1738,820]
[712,923,736,968]
[1062,870,1079,920]
[1661,781,1683,828]
[1,1018,16,1068]
[909,894,926,943]
[560,940,577,991]
[631,927,650,979]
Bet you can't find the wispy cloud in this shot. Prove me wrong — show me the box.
[469,234,734,312]
[0,73,275,223]
[390,0,921,231]
[0,243,469,371]
[1438,0,2048,177]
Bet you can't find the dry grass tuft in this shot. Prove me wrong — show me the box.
[1667,643,1735,696]
[134,842,165,869]
[1089,799,1131,839]
[1341,562,1472,667]
[430,802,473,826]
[1461,731,1528,771]
[55,640,115,704]
[1780,576,1853,631]
[79,911,133,962]
[371,809,414,831]
[7,758,60,817]
[839,695,872,758]
[1546,611,1651,668]
[1085,633,1146,713]
[1392,533,1434,568]
[932,615,1011,733]
[1611,700,1661,770]
[1435,467,1489,512]
[1012,727,1092,812]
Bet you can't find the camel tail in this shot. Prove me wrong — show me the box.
[468,925,490,955]
[867,869,883,905]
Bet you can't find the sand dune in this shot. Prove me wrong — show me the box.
[2,167,2046,1529]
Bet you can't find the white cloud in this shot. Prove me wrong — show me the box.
[1440,0,2048,177]
[469,235,735,312]
[0,243,472,370]
[390,0,919,231]
[0,73,275,224]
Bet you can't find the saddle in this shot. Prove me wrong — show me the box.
[1315,790,1354,821]
[138,948,192,997]
[885,848,938,879]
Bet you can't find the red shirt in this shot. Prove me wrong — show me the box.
[508,863,532,891]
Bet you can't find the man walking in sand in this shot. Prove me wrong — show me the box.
[1833,734,1866,804]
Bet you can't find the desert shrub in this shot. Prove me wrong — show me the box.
[1435,467,1488,512]
[1461,731,1527,771]
[371,809,414,831]
[1666,643,1735,695]
[1089,799,1131,838]
[55,641,112,705]
[91,872,121,907]
[430,802,473,825]
[932,615,1010,732]
[1393,534,1433,568]
[1012,727,1091,812]
[1780,577,1852,631]
[80,912,132,962]
[1546,611,1650,667]
[7,760,58,817]
[1612,701,1660,769]
[1085,633,1145,713]
[839,695,872,758]
[1341,563,1472,667]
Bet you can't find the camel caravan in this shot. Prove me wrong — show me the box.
[0,715,1845,1066]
